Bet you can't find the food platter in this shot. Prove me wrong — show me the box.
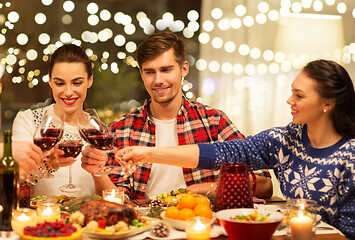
[30,195,75,208]
[149,188,191,201]
[83,219,158,239]
[30,195,102,213]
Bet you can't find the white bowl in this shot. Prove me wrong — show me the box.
[161,211,216,230]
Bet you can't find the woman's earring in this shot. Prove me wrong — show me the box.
[323,109,327,113]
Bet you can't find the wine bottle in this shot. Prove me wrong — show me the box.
[0,130,19,231]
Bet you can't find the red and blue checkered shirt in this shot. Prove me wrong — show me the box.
[108,96,249,199]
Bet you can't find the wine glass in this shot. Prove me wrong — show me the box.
[115,154,139,179]
[77,109,115,176]
[58,127,83,193]
[33,109,64,178]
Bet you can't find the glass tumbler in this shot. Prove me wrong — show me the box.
[286,198,317,240]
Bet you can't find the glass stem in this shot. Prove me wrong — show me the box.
[68,165,73,185]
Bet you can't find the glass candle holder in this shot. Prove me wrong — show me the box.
[185,216,211,240]
[36,202,61,223]
[102,189,125,205]
[286,198,317,240]
[11,208,37,235]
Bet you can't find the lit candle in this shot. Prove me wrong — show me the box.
[103,189,124,205]
[36,202,61,223]
[185,217,211,240]
[11,208,37,235]
[290,210,314,240]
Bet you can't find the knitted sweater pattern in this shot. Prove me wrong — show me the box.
[203,123,354,238]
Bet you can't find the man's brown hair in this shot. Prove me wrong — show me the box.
[136,32,186,68]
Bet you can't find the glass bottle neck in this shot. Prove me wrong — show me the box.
[3,131,12,157]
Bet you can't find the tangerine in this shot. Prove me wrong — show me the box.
[164,206,179,219]
[178,208,195,220]
[163,196,177,203]
[195,196,210,206]
[177,194,196,209]
[194,203,213,219]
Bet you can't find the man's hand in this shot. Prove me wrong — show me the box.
[81,145,107,174]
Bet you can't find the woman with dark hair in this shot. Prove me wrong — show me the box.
[116,59,355,238]
[12,43,95,197]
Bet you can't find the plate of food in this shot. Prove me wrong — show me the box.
[30,195,75,208]
[149,188,193,206]
[83,218,157,239]
[67,200,157,239]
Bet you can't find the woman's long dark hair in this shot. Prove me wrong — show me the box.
[48,44,93,109]
[303,59,355,138]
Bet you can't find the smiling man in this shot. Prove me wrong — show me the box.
[81,32,273,199]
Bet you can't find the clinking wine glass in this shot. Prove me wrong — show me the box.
[115,154,139,179]
[58,127,83,193]
[32,110,64,178]
[77,109,115,176]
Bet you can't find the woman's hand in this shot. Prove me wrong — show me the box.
[81,145,107,174]
[12,141,44,177]
[116,146,152,165]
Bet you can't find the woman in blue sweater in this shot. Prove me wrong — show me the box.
[113,59,355,238]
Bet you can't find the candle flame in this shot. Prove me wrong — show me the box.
[193,218,207,231]
[297,210,304,217]
[18,213,31,221]
[110,189,116,197]
[43,207,54,215]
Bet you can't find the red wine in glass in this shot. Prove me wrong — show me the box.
[58,141,83,158]
[86,135,113,150]
[34,128,63,151]
[41,128,63,139]
[34,137,58,151]
[79,128,101,143]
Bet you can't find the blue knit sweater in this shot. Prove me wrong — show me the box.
[198,123,355,239]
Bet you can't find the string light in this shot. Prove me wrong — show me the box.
[0,0,353,94]
[196,0,355,77]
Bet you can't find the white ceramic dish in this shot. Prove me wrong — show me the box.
[161,211,216,230]
[83,220,158,239]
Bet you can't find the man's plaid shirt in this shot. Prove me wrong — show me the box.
[108,96,246,199]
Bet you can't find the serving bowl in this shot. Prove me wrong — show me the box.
[161,211,216,230]
[216,208,285,240]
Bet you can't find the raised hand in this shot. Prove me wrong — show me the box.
[12,141,44,177]
[116,146,151,165]
[81,145,108,175]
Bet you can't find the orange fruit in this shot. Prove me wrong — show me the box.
[195,196,210,206]
[177,194,196,209]
[164,206,179,219]
[194,203,213,219]
[178,208,195,220]
[163,196,177,203]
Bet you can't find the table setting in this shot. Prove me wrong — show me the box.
[2,195,345,240]
[0,159,347,240]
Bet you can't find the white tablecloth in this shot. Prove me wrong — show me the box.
[1,220,343,240]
